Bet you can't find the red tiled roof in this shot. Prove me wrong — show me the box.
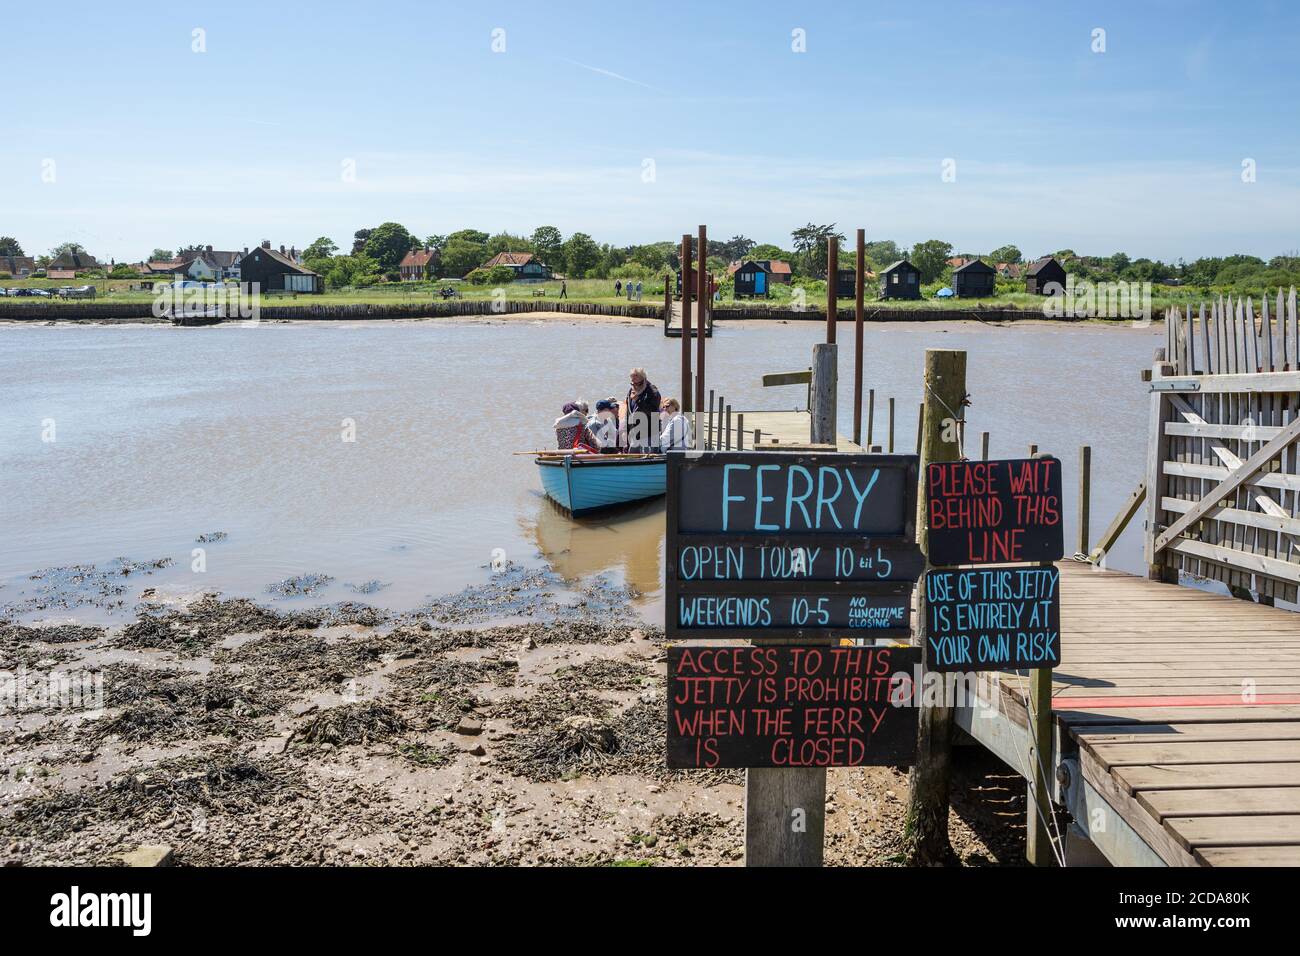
[401,249,437,268]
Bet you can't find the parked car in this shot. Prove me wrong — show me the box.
[28,288,51,297]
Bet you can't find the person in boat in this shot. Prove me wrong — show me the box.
[589,398,620,453]
[624,367,662,452]
[659,397,693,451]
[554,401,598,452]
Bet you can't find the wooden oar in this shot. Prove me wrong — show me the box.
[514,449,660,459]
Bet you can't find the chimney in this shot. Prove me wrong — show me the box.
[262,240,271,249]
[243,246,248,255]
[206,245,213,253]
[279,245,285,255]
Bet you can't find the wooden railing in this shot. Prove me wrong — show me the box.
[1147,289,1300,603]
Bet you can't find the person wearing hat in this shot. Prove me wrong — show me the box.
[589,398,621,452]
[554,401,598,452]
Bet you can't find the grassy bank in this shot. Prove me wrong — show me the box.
[0,274,1213,316]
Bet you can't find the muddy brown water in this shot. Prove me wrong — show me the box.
[0,318,1160,625]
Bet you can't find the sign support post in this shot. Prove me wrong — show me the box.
[811,343,837,446]
[746,341,837,866]
[905,348,966,865]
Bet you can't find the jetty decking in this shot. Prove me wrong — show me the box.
[960,559,1300,866]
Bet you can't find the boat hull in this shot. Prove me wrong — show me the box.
[536,455,666,516]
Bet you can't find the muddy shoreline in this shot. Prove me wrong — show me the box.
[0,561,1027,867]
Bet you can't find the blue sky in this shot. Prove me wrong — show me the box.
[3,0,1298,262]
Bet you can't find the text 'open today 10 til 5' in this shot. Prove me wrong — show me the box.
[666,452,922,641]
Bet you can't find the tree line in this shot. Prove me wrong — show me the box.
[2,230,1297,293]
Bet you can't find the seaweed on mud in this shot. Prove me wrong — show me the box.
[384,655,517,731]
[221,627,425,696]
[396,741,455,767]
[551,657,656,693]
[294,701,407,747]
[79,664,283,746]
[346,580,390,596]
[266,573,334,597]
[411,563,562,624]
[497,696,740,786]
[413,620,645,655]
[0,557,173,617]
[4,753,299,842]
[0,623,105,645]
[311,602,391,628]
[117,595,319,654]
[487,685,611,734]
[195,531,228,543]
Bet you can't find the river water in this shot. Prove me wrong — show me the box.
[0,318,1161,624]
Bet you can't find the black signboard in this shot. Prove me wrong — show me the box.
[923,566,1061,672]
[925,457,1064,567]
[667,452,921,640]
[667,644,921,768]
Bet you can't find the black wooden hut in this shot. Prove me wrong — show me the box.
[879,259,921,300]
[836,269,857,298]
[1025,256,1067,295]
[732,259,770,297]
[239,241,323,294]
[951,259,996,298]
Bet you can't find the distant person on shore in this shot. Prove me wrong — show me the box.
[554,401,597,452]
[614,280,623,298]
[559,280,567,299]
[634,280,643,301]
[659,398,692,451]
[624,367,662,451]
[589,399,620,452]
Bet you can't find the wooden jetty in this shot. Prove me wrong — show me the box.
[962,560,1300,866]
[664,301,713,338]
[963,291,1300,867]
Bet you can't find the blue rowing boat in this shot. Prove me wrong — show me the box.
[535,453,667,516]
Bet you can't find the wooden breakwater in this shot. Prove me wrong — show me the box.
[711,304,1141,323]
[0,300,667,323]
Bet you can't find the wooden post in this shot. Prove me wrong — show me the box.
[916,402,924,456]
[746,340,838,867]
[905,348,967,866]
[754,428,762,447]
[981,431,990,461]
[1077,445,1092,556]
[680,236,693,413]
[737,413,745,450]
[745,766,827,867]
[1145,348,1177,583]
[826,238,837,344]
[810,344,837,445]
[867,389,875,449]
[853,228,865,445]
[696,226,707,416]
[725,404,733,450]
[888,397,896,453]
[1026,663,1056,866]
[706,388,715,450]
[717,394,725,450]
